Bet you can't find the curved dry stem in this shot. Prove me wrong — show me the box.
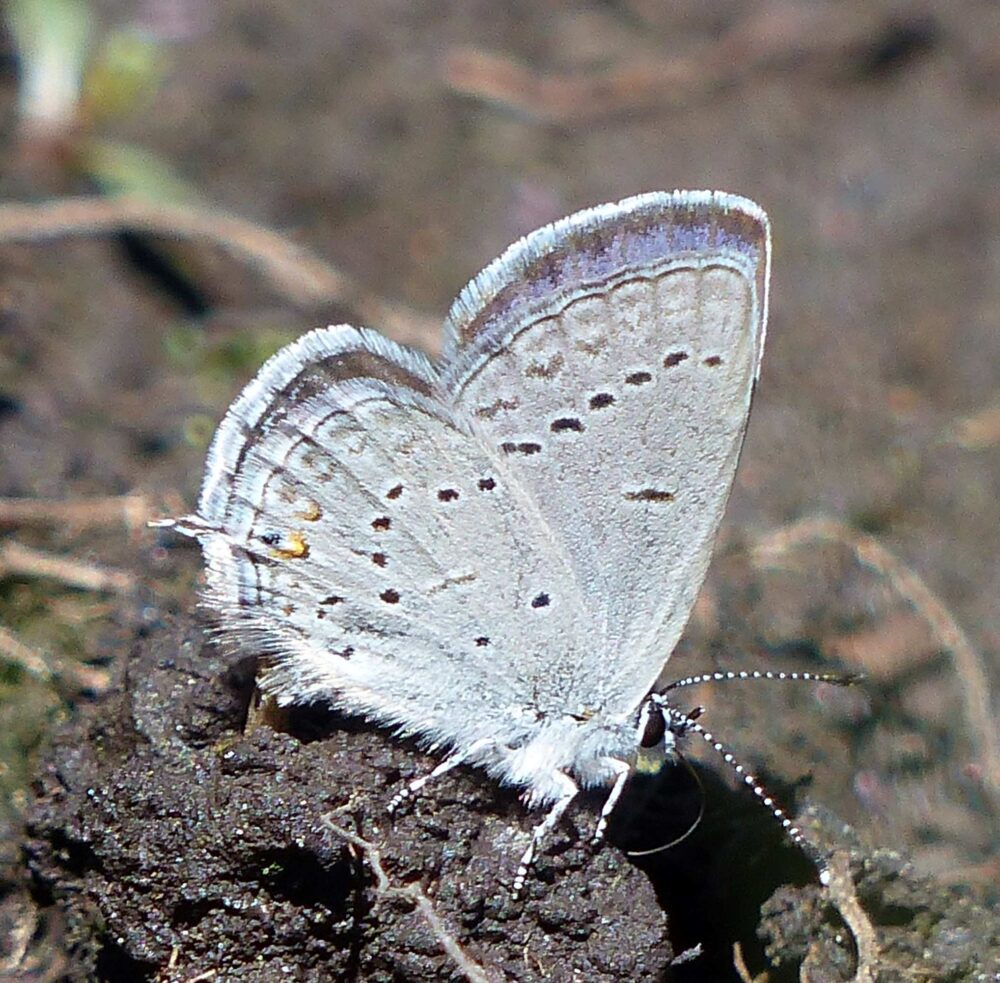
[0,540,132,593]
[820,851,879,983]
[0,493,149,532]
[751,517,999,812]
[0,623,51,680]
[732,941,768,983]
[0,197,439,348]
[441,7,884,124]
[323,816,492,983]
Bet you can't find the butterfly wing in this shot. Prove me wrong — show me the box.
[179,190,769,753]
[179,325,596,748]
[439,191,770,717]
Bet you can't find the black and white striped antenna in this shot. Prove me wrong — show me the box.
[630,668,862,883]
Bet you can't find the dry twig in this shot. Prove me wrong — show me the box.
[0,623,52,680]
[0,493,150,533]
[443,5,884,124]
[0,197,439,347]
[323,817,492,983]
[443,47,701,123]
[0,891,68,981]
[733,941,768,982]
[751,517,999,812]
[821,851,879,983]
[0,623,110,692]
[0,540,132,593]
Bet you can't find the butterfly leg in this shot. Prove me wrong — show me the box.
[513,771,578,898]
[387,738,493,815]
[591,757,631,846]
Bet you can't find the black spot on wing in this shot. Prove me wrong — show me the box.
[531,592,550,609]
[664,351,689,367]
[501,442,542,456]
[624,489,675,503]
[589,392,615,409]
[437,488,459,502]
[625,371,652,385]
[550,417,584,433]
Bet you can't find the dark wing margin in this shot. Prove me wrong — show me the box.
[192,325,438,530]
[439,190,770,394]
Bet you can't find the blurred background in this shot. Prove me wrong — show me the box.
[0,0,997,972]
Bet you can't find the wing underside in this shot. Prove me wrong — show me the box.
[181,191,770,738]
[440,191,770,713]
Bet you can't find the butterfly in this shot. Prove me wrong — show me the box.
[165,190,814,893]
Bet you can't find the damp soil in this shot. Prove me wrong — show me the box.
[16,607,1000,981]
[1,1,998,980]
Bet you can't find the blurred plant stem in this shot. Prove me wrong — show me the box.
[6,0,93,134]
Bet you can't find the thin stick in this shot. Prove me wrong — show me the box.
[0,540,132,593]
[0,624,52,680]
[0,197,439,347]
[732,941,766,983]
[323,818,492,983]
[0,493,149,532]
[442,6,882,124]
[0,623,109,692]
[751,517,999,811]
[823,851,879,982]
[443,47,701,123]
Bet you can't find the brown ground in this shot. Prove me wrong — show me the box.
[0,1,997,980]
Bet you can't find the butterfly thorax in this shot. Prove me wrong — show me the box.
[482,711,638,808]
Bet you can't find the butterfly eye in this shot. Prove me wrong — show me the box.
[640,705,666,748]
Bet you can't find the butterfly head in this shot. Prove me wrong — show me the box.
[631,694,694,776]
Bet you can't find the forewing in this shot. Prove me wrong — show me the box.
[439,191,770,715]
[180,326,593,745]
